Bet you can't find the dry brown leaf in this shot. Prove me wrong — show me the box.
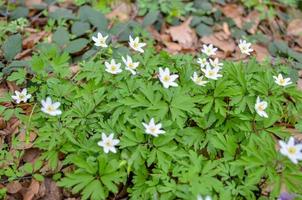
[25,0,46,8]
[166,17,197,49]
[23,31,47,49]
[106,3,132,22]
[252,44,270,62]
[287,19,302,36]
[221,4,244,28]
[23,148,41,163]
[15,131,37,150]
[222,22,231,36]
[6,181,22,194]
[164,42,182,53]
[201,32,235,54]
[23,179,40,200]
[38,178,62,200]
[245,10,260,34]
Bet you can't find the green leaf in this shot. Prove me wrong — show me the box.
[65,38,89,53]
[2,34,22,61]
[78,6,108,30]
[49,8,76,20]
[143,10,159,27]
[71,21,90,36]
[10,7,29,20]
[53,27,69,46]
[196,23,213,37]
[7,68,27,85]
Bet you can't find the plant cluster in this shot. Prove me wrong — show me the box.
[1,28,302,199]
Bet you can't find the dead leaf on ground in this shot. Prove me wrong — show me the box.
[245,10,260,34]
[6,181,22,194]
[22,148,41,163]
[22,179,40,200]
[25,0,46,8]
[286,128,302,141]
[23,31,47,49]
[222,22,231,36]
[287,19,302,36]
[37,178,62,200]
[15,131,37,150]
[252,44,270,62]
[106,3,132,22]
[166,17,198,49]
[163,42,182,53]
[201,32,236,55]
[221,4,244,28]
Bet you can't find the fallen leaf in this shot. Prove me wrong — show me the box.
[166,17,198,49]
[6,181,22,194]
[221,4,244,28]
[252,44,270,62]
[38,178,62,200]
[245,10,260,34]
[23,31,47,49]
[15,131,37,150]
[163,42,182,53]
[287,19,302,36]
[25,0,46,8]
[222,22,231,36]
[106,2,132,22]
[23,179,40,200]
[23,148,41,163]
[201,32,236,54]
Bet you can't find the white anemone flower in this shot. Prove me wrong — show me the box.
[191,72,208,86]
[12,88,31,104]
[254,96,268,118]
[122,55,139,75]
[238,39,253,55]
[129,35,146,53]
[92,32,108,48]
[273,74,292,87]
[41,97,62,116]
[197,58,209,68]
[98,133,120,154]
[197,194,212,200]
[279,137,302,164]
[105,59,122,74]
[142,118,165,137]
[201,44,217,57]
[158,67,179,88]
[209,58,223,69]
[201,65,222,80]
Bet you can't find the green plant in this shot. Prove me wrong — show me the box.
[2,31,301,199]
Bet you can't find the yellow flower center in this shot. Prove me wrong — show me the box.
[133,42,138,48]
[46,105,55,112]
[150,127,156,133]
[128,63,134,68]
[257,104,264,111]
[208,71,215,76]
[105,140,112,147]
[280,79,285,85]
[288,147,297,155]
[111,65,117,71]
[19,94,25,99]
[163,75,170,82]
[99,38,104,44]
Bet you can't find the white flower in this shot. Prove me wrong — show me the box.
[98,133,120,154]
[238,39,253,55]
[142,118,165,137]
[201,44,217,57]
[209,58,223,69]
[92,32,108,48]
[158,67,179,88]
[254,96,268,118]
[273,74,292,87]
[122,55,139,75]
[197,194,212,200]
[105,59,122,74]
[197,58,209,68]
[129,35,146,53]
[41,97,62,116]
[279,137,302,164]
[12,88,31,104]
[201,65,222,80]
[191,72,208,86]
